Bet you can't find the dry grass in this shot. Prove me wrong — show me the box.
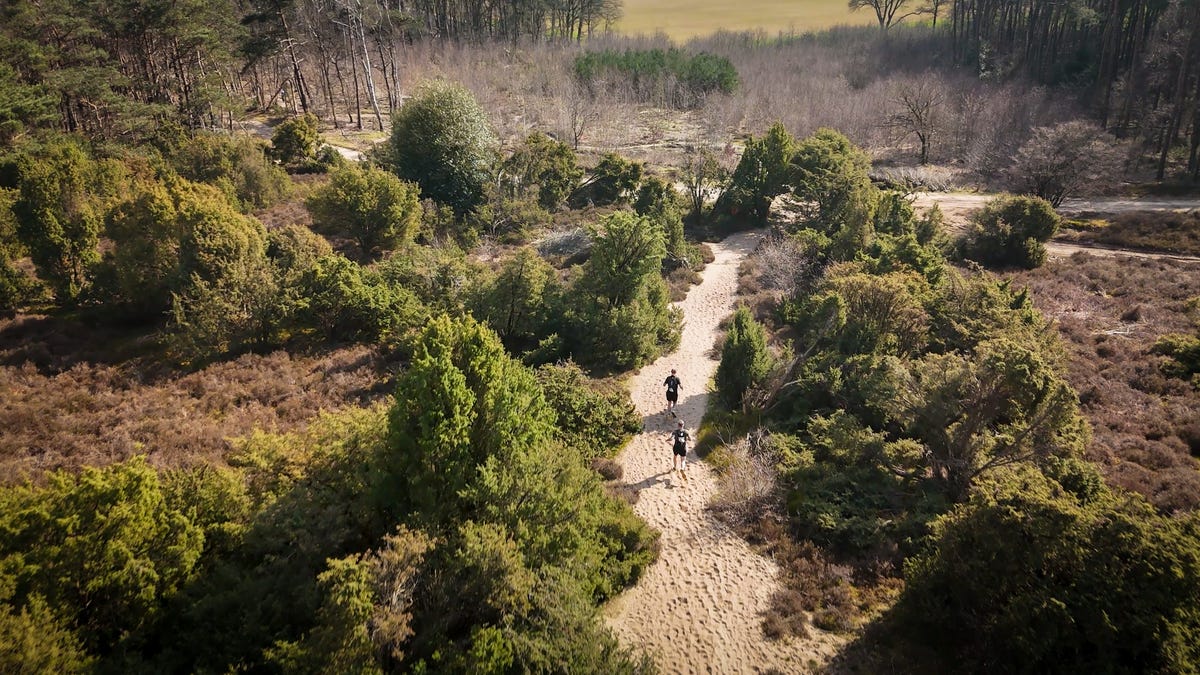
[0,312,395,483]
[1010,254,1200,513]
[1064,211,1200,256]
[618,0,874,41]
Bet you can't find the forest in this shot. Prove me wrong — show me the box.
[2,0,1200,672]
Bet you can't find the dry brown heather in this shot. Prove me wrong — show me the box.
[0,313,394,483]
[1010,254,1200,513]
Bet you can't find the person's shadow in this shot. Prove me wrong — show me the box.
[628,470,673,492]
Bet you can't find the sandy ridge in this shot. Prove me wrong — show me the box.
[604,231,840,674]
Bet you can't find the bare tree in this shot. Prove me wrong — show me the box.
[335,0,384,130]
[917,0,947,29]
[1010,121,1126,206]
[560,81,598,149]
[849,0,920,32]
[887,76,944,164]
[681,146,729,219]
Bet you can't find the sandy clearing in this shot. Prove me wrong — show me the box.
[604,230,842,674]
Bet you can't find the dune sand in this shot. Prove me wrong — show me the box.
[604,230,843,674]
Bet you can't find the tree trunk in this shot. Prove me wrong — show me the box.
[278,10,310,113]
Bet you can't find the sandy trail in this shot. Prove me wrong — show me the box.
[604,230,840,674]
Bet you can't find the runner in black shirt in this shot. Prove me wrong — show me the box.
[663,368,681,417]
[667,419,691,481]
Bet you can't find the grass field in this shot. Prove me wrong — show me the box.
[617,0,875,41]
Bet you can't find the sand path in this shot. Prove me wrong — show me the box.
[604,230,840,674]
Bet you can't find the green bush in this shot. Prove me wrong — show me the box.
[296,254,427,344]
[377,241,481,314]
[270,113,321,168]
[897,466,1200,673]
[1154,333,1200,386]
[789,128,879,259]
[536,361,641,458]
[0,595,93,674]
[565,211,680,371]
[171,132,291,210]
[714,122,794,227]
[575,152,643,206]
[0,457,205,654]
[12,135,124,302]
[306,165,422,257]
[377,315,657,671]
[168,253,280,362]
[472,247,558,351]
[715,305,773,409]
[574,48,737,108]
[502,132,582,210]
[104,175,267,320]
[960,194,1060,269]
[633,175,687,262]
[266,223,334,274]
[0,188,32,314]
[385,81,497,214]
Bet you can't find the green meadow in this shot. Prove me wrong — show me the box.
[617,0,875,41]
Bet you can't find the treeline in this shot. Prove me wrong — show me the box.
[399,0,622,40]
[704,123,1200,669]
[0,0,624,141]
[0,82,695,371]
[949,0,1200,178]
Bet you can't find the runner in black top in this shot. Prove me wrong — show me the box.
[667,419,691,480]
[663,369,681,416]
